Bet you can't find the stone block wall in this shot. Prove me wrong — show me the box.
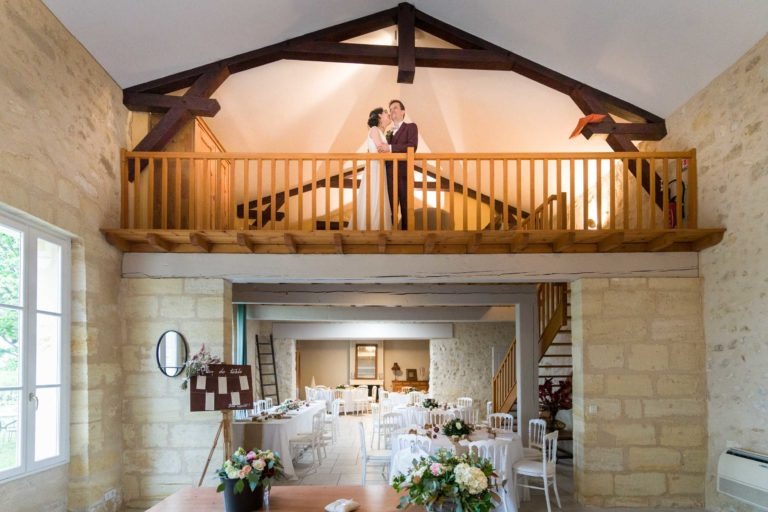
[641,33,768,512]
[429,323,515,406]
[0,1,128,510]
[120,278,232,511]
[571,278,706,508]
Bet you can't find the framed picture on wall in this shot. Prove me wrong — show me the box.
[406,368,417,381]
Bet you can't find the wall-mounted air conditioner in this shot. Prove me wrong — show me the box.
[717,448,768,510]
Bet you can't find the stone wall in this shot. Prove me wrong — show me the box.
[0,1,128,510]
[120,278,232,511]
[429,323,514,406]
[571,278,706,508]
[641,33,768,511]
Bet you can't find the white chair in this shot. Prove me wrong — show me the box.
[381,412,405,449]
[395,433,432,454]
[358,422,391,485]
[324,398,343,444]
[407,391,422,405]
[523,418,547,459]
[380,390,390,401]
[410,406,430,426]
[457,397,473,409]
[488,412,515,431]
[486,401,493,420]
[255,399,268,413]
[461,408,479,425]
[369,385,379,405]
[429,409,456,426]
[265,397,274,409]
[370,403,383,448]
[289,410,327,467]
[513,431,561,512]
[467,439,512,512]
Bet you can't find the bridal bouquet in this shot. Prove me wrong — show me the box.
[392,449,498,511]
[443,418,474,437]
[216,447,284,494]
[180,344,221,390]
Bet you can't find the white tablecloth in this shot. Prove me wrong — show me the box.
[231,402,326,480]
[339,388,368,413]
[384,392,410,406]
[388,430,523,511]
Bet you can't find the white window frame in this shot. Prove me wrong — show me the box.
[0,211,71,483]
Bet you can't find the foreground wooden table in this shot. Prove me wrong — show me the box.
[147,485,403,511]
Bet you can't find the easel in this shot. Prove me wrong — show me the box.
[198,410,232,487]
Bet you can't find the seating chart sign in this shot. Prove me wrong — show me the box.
[189,364,253,412]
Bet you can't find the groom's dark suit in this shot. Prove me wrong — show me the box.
[386,122,418,229]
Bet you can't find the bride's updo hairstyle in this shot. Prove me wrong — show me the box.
[367,107,384,127]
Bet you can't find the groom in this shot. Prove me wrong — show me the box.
[378,99,418,230]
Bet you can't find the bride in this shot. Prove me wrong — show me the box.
[355,107,393,230]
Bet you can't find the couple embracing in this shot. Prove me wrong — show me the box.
[357,99,418,230]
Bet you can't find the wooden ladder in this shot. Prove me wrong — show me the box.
[255,334,280,404]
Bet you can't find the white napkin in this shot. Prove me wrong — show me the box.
[324,498,360,512]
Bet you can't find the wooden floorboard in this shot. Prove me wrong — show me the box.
[101,228,725,254]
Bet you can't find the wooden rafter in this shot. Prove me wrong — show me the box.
[123,2,666,162]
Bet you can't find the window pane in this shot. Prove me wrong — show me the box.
[0,225,22,306]
[0,390,21,471]
[36,313,60,386]
[34,387,60,461]
[0,307,21,387]
[37,239,61,314]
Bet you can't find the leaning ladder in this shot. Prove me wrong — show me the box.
[255,334,280,404]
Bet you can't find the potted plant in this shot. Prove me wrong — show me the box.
[216,447,283,512]
[538,376,572,429]
[392,449,499,511]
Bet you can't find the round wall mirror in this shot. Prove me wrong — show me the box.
[156,330,189,377]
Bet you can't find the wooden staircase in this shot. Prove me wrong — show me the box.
[492,283,571,414]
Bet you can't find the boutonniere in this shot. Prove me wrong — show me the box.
[386,129,393,144]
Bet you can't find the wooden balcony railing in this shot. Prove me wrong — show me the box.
[105,148,724,253]
[120,149,701,231]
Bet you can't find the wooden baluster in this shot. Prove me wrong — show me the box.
[255,159,263,230]
[529,159,535,229]
[174,157,181,229]
[284,159,291,230]
[556,159,563,229]
[622,158,629,229]
[189,158,197,230]
[688,150,698,228]
[596,158,602,230]
[338,159,344,230]
[449,159,455,228]
[120,149,128,228]
[407,149,415,231]
[133,157,141,229]
[582,158,588,230]
[435,159,442,231]
[379,157,386,230]
[569,159,575,230]
[463,159,468,231]
[216,158,223,229]
[532,158,552,229]
[365,158,371,230]
[392,155,399,231]
[161,157,168,230]
[242,159,250,230]
[662,158,670,228]
[675,157,683,230]
[325,158,331,230]
[310,159,317,231]
[636,157,643,230]
[489,159,496,231]
[422,158,428,231]
[516,159,522,229]
[476,159,482,231]
[147,157,155,228]
[351,160,357,230]
[609,159,616,230]
[271,159,277,231]
[503,159,509,230]
[647,157,655,229]
[229,158,236,230]
[297,159,304,231]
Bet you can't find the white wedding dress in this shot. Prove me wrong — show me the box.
[355,129,392,230]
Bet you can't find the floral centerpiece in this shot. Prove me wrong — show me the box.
[278,398,305,412]
[421,398,439,410]
[181,344,221,390]
[539,376,572,428]
[216,447,284,512]
[443,418,474,438]
[392,449,498,511]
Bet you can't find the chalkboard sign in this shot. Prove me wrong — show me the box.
[189,364,254,412]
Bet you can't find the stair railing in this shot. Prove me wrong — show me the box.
[492,337,517,414]
[538,283,568,359]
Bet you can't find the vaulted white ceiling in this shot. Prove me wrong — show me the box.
[42,0,768,153]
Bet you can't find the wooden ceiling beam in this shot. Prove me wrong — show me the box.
[123,92,221,116]
[397,3,416,83]
[581,121,667,141]
[282,42,397,65]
